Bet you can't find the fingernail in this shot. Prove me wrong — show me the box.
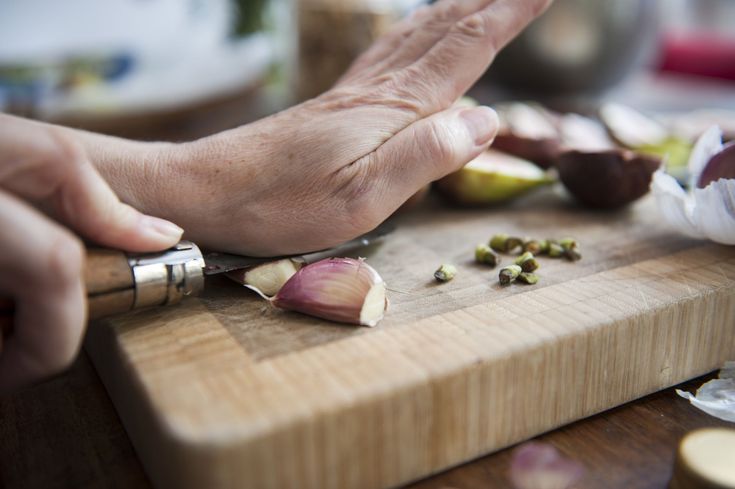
[143,215,184,241]
[461,106,498,146]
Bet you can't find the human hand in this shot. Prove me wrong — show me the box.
[98,0,552,256]
[0,114,183,393]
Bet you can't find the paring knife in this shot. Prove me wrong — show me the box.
[0,223,393,325]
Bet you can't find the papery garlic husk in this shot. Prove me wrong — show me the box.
[272,257,387,327]
[227,258,304,297]
[652,126,735,245]
[676,361,735,423]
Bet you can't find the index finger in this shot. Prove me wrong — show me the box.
[0,190,86,393]
[403,0,552,115]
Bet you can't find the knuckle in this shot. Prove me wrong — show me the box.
[380,67,443,114]
[346,72,424,114]
[453,13,489,40]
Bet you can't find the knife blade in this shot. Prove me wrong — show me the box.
[201,221,395,275]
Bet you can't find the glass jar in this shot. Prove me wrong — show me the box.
[295,0,422,100]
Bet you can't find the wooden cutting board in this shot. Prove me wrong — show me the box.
[85,193,735,489]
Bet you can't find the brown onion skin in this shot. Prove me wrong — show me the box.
[555,149,661,209]
[698,142,735,188]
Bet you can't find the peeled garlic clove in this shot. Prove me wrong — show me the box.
[227,258,304,297]
[436,149,553,206]
[555,149,660,209]
[272,257,387,327]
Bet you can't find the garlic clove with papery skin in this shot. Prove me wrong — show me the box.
[272,257,387,327]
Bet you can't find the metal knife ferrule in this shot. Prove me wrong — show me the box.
[127,241,205,310]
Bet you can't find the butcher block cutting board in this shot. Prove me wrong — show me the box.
[85,194,735,489]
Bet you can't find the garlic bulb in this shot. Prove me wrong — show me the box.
[651,126,735,245]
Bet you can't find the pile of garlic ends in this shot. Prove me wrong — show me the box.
[652,126,735,245]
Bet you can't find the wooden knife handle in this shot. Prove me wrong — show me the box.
[0,243,205,336]
[85,248,136,320]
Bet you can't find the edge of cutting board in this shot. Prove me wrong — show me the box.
[86,244,735,489]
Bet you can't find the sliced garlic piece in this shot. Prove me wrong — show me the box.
[227,258,304,297]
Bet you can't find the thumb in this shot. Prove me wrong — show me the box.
[359,105,498,208]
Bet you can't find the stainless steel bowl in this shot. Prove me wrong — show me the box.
[486,0,659,96]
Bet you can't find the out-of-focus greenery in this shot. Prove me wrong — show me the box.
[234,0,268,35]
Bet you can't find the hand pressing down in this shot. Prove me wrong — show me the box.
[100,0,552,256]
[0,0,551,392]
[0,115,183,393]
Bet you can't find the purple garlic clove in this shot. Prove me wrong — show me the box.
[273,257,387,327]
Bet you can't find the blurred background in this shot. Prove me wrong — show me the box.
[1,0,734,140]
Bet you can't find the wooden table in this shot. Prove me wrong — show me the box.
[0,351,729,489]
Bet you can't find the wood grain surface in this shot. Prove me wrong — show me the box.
[1,353,731,489]
[84,193,735,489]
